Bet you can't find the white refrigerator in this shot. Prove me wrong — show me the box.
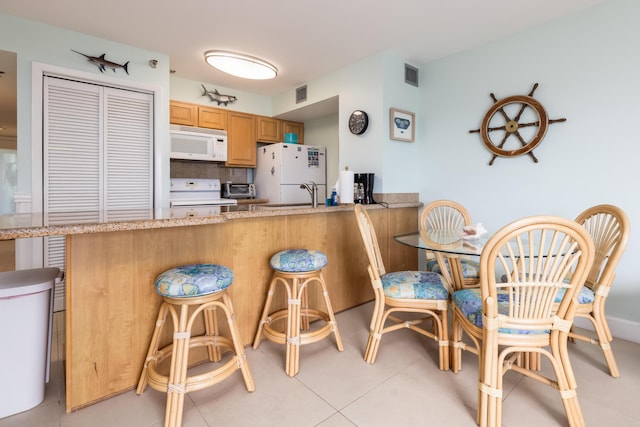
[255,143,326,204]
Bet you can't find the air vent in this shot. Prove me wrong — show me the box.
[296,85,307,103]
[404,63,419,87]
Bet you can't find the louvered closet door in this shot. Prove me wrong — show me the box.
[43,76,154,311]
[104,87,153,218]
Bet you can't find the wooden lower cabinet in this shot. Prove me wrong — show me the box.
[64,207,418,411]
[227,111,256,166]
[0,240,14,271]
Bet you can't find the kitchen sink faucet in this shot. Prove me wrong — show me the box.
[300,181,318,207]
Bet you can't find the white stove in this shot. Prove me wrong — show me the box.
[170,178,237,216]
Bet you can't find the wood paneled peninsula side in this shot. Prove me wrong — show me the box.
[0,199,420,412]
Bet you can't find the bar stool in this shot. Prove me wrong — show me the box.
[136,264,255,427]
[253,249,343,377]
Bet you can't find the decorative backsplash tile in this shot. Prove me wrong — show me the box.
[373,193,419,204]
[170,160,250,182]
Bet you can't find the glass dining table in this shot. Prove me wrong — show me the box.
[394,229,489,292]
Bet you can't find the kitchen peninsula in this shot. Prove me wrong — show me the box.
[0,199,420,412]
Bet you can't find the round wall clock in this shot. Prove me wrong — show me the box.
[348,110,369,135]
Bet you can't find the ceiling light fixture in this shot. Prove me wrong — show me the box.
[204,50,277,80]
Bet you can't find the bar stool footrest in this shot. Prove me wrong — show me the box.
[263,309,333,345]
[144,335,240,394]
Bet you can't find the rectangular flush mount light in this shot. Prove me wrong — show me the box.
[204,51,277,80]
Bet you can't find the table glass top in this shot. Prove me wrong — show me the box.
[394,230,488,256]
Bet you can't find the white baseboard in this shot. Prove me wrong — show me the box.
[574,316,640,344]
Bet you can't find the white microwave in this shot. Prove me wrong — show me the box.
[170,125,228,162]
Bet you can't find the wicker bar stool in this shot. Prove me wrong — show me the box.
[137,264,255,427]
[253,249,343,377]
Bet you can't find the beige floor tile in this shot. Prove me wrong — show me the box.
[192,368,336,426]
[1,306,639,427]
[316,412,358,427]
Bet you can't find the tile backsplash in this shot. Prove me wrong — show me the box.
[170,160,251,183]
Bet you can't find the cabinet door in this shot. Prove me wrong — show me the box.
[227,112,256,167]
[169,100,197,126]
[198,106,227,130]
[282,120,304,144]
[256,115,281,142]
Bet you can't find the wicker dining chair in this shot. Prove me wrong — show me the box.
[451,215,594,427]
[570,204,630,377]
[420,200,480,289]
[354,204,451,370]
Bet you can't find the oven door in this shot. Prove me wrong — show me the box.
[170,205,222,217]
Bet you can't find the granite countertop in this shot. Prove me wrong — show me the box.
[0,193,420,240]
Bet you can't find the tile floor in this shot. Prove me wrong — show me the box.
[2,303,639,427]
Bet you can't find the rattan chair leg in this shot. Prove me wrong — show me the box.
[451,313,463,373]
[204,306,221,362]
[364,314,384,364]
[592,310,620,377]
[439,310,450,371]
[221,293,255,392]
[318,272,344,351]
[164,303,190,427]
[137,303,170,394]
[300,287,310,331]
[557,366,585,425]
[364,296,383,363]
[285,276,301,377]
[253,276,277,349]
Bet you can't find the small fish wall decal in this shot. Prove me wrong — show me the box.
[201,84,238,106]
[71,50,129,75]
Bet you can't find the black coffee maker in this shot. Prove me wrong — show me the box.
[354,173,375,204]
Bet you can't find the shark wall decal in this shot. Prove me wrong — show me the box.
[201,84,237,106]
[71,50,129,75]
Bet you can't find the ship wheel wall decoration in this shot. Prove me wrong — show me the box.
[469,83,566,165]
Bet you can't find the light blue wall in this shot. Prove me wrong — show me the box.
[304,113,339,199]
[381,54,422,193]
[420,0,640,324]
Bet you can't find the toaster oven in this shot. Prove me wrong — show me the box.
[222,182,256,199]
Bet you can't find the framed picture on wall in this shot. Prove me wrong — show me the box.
[389,108,415,142]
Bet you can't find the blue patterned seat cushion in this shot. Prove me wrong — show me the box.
[452,289,548,334]
[555,286,594,304]
[270,249,328,272]
[381,271,448,300]
[500,275,595,304]
[155,264,233,297]
[426,259,480,278]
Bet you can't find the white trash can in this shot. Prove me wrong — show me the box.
[0,267,61,419]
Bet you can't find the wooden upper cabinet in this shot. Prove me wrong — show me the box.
[170,101,227,129]
[169,101,197,126]
[227,111,256,167]
[198,106,227,130]
[282,120,304,144]
[256,116,282,143]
